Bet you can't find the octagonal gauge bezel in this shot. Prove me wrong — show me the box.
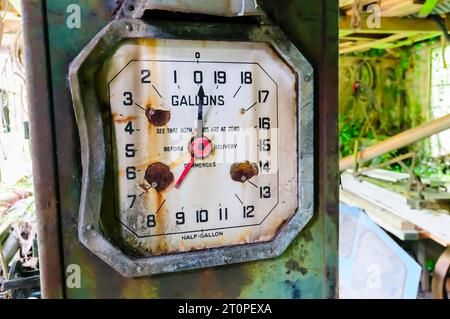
[69,17,314,278]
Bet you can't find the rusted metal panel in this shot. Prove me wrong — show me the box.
[121,0,261,18]
[21,0,65,299]
[24,0,338,298]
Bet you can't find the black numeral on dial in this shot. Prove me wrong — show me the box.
[219,207,228,221]
[125,144,136,157]
[259,117,271,130]
[147,214,156,228]
[176,212,185,225]
[259,161,271,173]
[258,90,269,103]
[141,69,151,83]
[243,205,255,218]
[125,121,135,135]
[194,71,203,84]
[123,92,133,105]
[126,166,136,180]
[214,71,226,84]
[196,209,208,223]
[127,194,136,209]
[260,186,271,199]
[240,71,252,84]
[260,139,271,151]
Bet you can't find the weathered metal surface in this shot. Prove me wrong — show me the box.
[120,0,261,18]
[24,0,338,298]
[69,18,314,277]
[21,0,65,299]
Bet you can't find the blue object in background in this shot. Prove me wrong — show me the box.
[339,204,421,299]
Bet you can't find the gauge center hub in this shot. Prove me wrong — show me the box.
[190,137,212,159]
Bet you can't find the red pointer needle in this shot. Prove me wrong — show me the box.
[175,156,195,188]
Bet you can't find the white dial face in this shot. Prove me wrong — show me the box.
[100,39,298,256]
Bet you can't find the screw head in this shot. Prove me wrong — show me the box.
[125,23,133,32]
[304,75,312,82]
[241,176,247,182]
[151,181,159,189]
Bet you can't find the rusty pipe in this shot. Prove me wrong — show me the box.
[340,114,450,171]
[432,246,450,299]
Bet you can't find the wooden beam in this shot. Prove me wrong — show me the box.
[381,0,423,17]
[418,0,439,18]
[340,114,450,170]
[340,190,419,241]
[341,172,450,246]
[340,14,450,34]
[340,32,410,54]
[381,32,441,49]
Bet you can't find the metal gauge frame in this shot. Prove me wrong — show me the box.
[69,7,314,278]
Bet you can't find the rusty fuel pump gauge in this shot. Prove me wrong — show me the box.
[69,1,314,277]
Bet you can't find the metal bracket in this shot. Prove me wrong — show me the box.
[120,0,261,18]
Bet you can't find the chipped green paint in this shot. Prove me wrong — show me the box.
[24,0,338,298]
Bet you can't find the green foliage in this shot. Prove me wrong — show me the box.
[339,47,447,179]
[1,196,35,226]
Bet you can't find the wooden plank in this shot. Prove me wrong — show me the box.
[381,0,423,17]
[340,32,410,54]
[340,190,419,240]
[419,231,450,247]
[345,0,423,17]
[341,172,450,246]
[382,32,441,49]
[340,15,450,34]
[360,169,410,182]
[366,211,420,240]
[418,0,440,18]
[340,189,417,230]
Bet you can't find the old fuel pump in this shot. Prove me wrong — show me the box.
[22,0,338,298]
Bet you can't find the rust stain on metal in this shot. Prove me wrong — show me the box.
[111,112,137,123]
[157,265,251,298]
[230,161,259,182]
[145,107,171,127]
[285,259,308,275]
[144,162,174,192]
[154,191,168,254]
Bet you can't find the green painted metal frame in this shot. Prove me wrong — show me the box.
[22,0,338,298]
